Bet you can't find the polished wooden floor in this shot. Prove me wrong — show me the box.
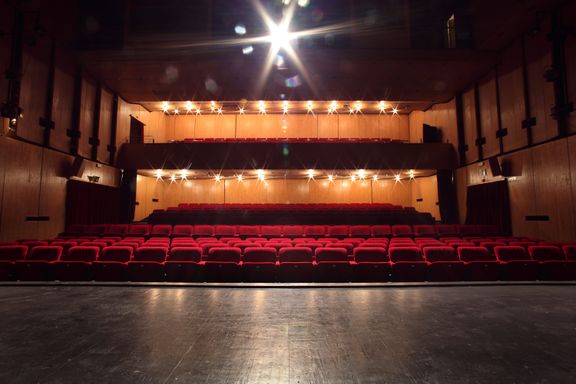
[0,284,575,383]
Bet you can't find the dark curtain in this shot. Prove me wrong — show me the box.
[465,180,511,234]
[66,179,121,226]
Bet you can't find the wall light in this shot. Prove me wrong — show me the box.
[307,169,315,179]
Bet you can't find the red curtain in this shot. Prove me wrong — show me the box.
[465,180,511,234]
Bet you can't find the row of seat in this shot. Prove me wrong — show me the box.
[60,223,500,238]
[180,138,401,143]
[1,244,575,282]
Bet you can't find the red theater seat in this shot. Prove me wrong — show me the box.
[563,245,576,261]
[315,247,353,282]
[389,247,426,282]
[494,246,539,281]
[278,247,315,282]
[283,226,305,237]
[85,224,109,236]
[458,225,480,236]
[458,246,500,281]
[230,241,261,252]
[260,225,283,237]
[391,225,413,237]
[436,224,459,236]
[353,247,390,282]
[50,241,78,255]
[214,225,236,237]
[194,225,215,237]
[128,247,167,281]
[20,240,49,249]
[350,225,372,237]
[151,225,172,237]
[93,246,133,281]
[205,247,242,282]
[237,226,260,237]
[165,247,204,282]
[243,247,277,282]
[127,224,151,237]
[0,245,28,280]
[479,241,506,256]
[172,225,194,237]
[413,225,437,237]
[104,224,129,236]
[327,225,349,237]
[54,246,99,281]
[529,246,576,281]
[423,246,463,281]
[304,225,326,237]
[15,246,62,281]
[371,225,392,237]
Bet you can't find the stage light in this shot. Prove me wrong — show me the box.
[328,100,338,114]
[170,174,177,182]
[351,175,357,182]
[306,100,314,113]
[307,169,315,179]
[392,107,399,115]
[258,101,266,114]
[268,21,292,52]
[217,108,223,115]
[210,101,216,112]
[239,107,245,114]
[395,174,401,182]
[298,0,310,7]
[373,175,379,181]
[161,102,169,113]
[378,101,386,113]
[409,169,415,179]
[155,169,163,179]
[349,107,355,114]
[237,174,243,182]
[180,170,188,180]
[256,169,266,181]
[328,174,334,182]
[358,169,366,180]
[185,101,194,112]
[354,101,362,113]
[282,100,289,114]
[214,174,222,182]
[173,108,180,115]
[242,46,254,55]
[195,108,202,115]
[234,24,247,35]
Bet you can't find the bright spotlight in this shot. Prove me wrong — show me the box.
[395,174,401,182]
[282,100,289,114]
[237,174,243,182]
[155,169,163,179]
[170,174,177,182]
[306,100,314,113]
[256,169,266,181]
[307,169,315,179]
[214,174,222,182]
[234,24,247,35]
[358,169,366,179]
[328,174,334,182]
[185,101,194,113]
[268,22,292,52]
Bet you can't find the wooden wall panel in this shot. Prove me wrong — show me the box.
[78,79,96,158]
[135,175,149,221]
[409,111,424,143]
[97,89,113,163]
[317,115,339,138]
[18,46,50,144]
[564,2,576,134]
[116,98,132,149]
[237,115,282,138]
[524,25,557,143]
[454,167,469,224]
[172,115,194,141]
[0,2,10,106]
[372,179,412,207]
[51,66,74,152]
[0,138,42,241]
[194,115,236,138]
[411,176,440,220]
[478,71,500,158]
[498,41,528,152]
[569,135,576,229]
[462,88,479,163]
[530,140,575,242]
[283,115,317,138]
[37,150,74,239]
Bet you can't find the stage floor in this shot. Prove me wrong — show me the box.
[0,284,575,383]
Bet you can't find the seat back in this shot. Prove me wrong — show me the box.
[237,226,260,237]
[28,246,63,261]
[0,245,28,261]
[243,247,277,263]
[106,224,129,235]
[528,246,565,261]
[563,245,576,261]
[194,225,215,236]
[388,247,422,262]
[413,225,437,236]
[457,247,493,262]
[172,225,194,237]
[128,224,151,236]
[304,225,326,237]
[151,225,172,236]
[494,246,530,262]
[353,247,389,262]
[260,225,282,237]
[214,225,236,236]
[86,224,108,235]
[350,225,372,237]
[371,225,391,237]
[282,225,304,237]
[327,225,349,237]
[207,247,242,263]
[61,246,99,262]
[278,247,313,262]
[20,240,49,249]
[392,225,413,237]
[99,246,133,262]
[167,247,202,262]
[315,247,349,262]
[133,247,168,262]
[51,241,78,254]
[436,224,459,236]
[423,246,458,262]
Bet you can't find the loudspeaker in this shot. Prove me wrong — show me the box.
[69,157,86,178]
[488,157,502,177]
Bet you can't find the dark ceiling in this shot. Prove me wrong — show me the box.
[5,0,567,107]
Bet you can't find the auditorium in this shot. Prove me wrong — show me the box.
[0,0,575,382]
